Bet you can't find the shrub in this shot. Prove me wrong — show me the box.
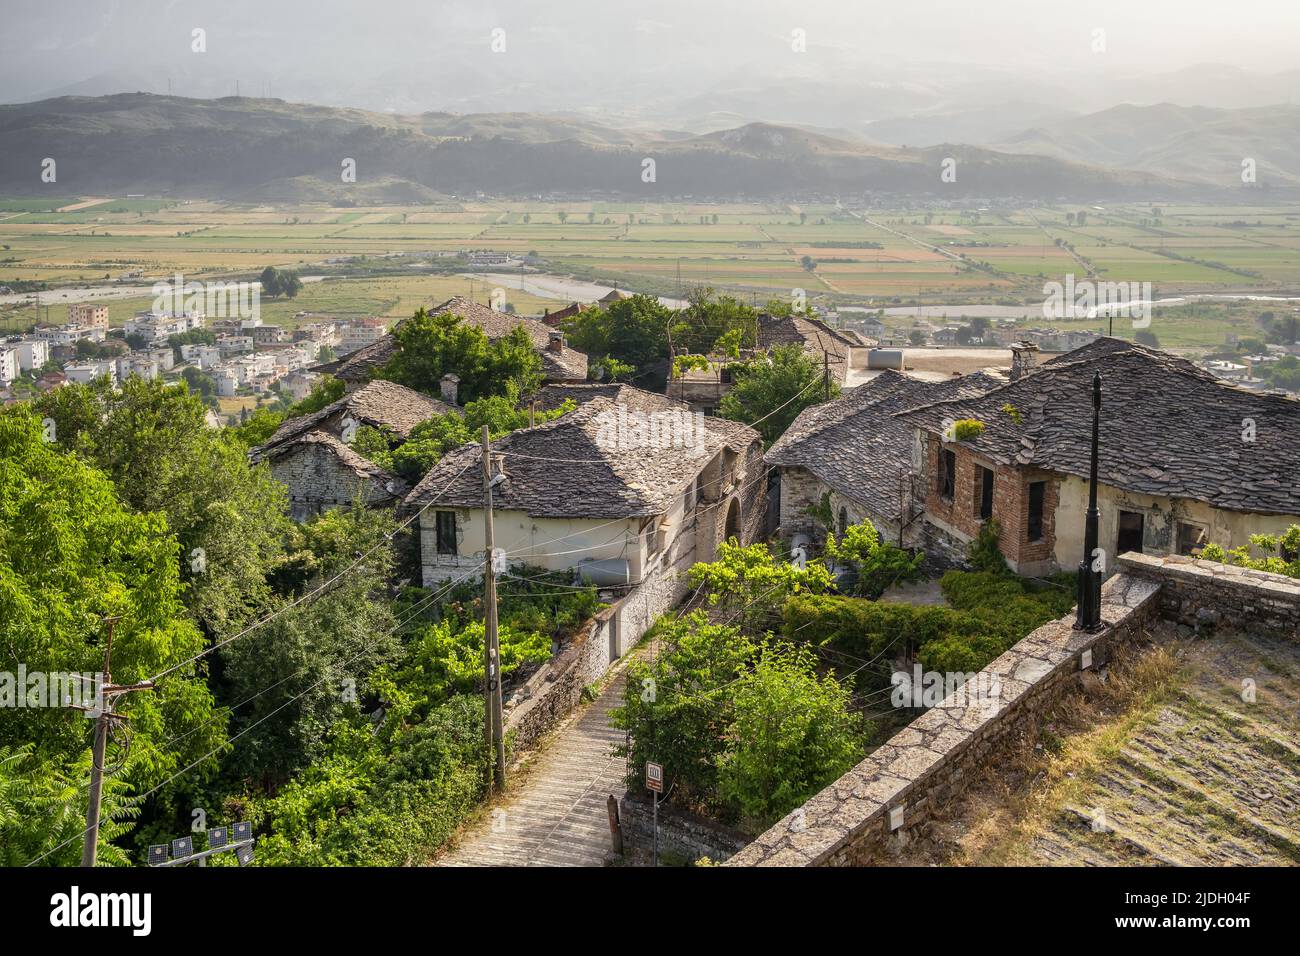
[716,642,868,830]
[825,518,925,599]
[967,518,1008,574]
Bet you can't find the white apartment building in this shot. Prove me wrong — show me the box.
[0,346,18,386]
[64,361,118,385]
[4,338,49,372]
[125,311,206,344]
[33,325,107,346]
[116,355,160,381]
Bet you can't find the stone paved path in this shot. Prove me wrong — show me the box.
[437,667,631,867]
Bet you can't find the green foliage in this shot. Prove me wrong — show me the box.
[353,387,574,482]
[1000,403,1023,425]
[672,353,711,378]
[563,294,673,386]
[824,518,925,599]
[230,406,285,446]
[0,405,223,813]
[1200,525,1300,579]
[688,539,833,633]
[219,507,401,787]
[719,343,835,445]
[249,699,486,866]
[0,745,137,867]
[33,377,290,634]
[717,642,867,830]
[259,266,302,299]
[290,375,346,415]
[968,518,1009,574]
[612,612,866,831]
[783,570,1073,681]
[373,619,550,705]
[382,307,542,402]
[951,418,985,441]
[589,355,635,382]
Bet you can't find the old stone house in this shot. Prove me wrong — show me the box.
[251,379,449,521]
[898,337,1300,575]
[402,390,766,602]
[315,295,589,386]
[256,430,409,522]
[766,369,1005,547]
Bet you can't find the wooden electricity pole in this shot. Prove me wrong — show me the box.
[81,616,153,867]
[480,426,506,791]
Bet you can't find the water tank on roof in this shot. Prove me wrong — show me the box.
[574,558,631,587]
[867,348,904,370]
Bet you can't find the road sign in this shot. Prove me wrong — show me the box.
[646,761,663,794]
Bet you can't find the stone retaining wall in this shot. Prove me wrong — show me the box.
[503,562,687,754]
[726,572,1162,866]
[618,793,749,864]
[1117,552,1300,639]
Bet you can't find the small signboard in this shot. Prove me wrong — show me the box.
[646,761,663,794]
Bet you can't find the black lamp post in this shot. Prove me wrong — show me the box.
[1074,371,1104,631]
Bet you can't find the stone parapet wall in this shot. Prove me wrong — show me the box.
[726,572,1162,866]
[726,556,1299,866]
[1116,552,1300,639]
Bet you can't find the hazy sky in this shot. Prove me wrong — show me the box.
[2,0,1298,115]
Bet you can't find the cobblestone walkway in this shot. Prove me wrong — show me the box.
[437,668,631,867]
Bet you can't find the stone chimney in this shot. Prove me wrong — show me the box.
[548,330,565,353]
[440,372,460,405]
[1009,342,1041,382]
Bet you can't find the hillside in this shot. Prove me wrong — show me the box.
[996,103,1300,187]
[0,93,1200,201]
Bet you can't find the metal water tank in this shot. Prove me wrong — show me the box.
[574,558,632,587]
[867,348,904,370]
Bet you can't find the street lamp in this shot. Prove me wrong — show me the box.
[1074,372,1104,631]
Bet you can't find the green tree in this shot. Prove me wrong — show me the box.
[381,307,542,402]
[220,506,401,788]
[34,378,290,634]
[563,294,673,386]
[716,642,867,829]
[719,343,835,444]
[824,518,925,599]
[687,539,833,633]
[0,406,224,802]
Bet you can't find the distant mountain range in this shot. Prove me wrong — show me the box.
[0,93,1285,201]
[993,103,1300,187]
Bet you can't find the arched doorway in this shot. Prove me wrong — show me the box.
[723,497,741,543]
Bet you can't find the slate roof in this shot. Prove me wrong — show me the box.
[532,382,687,414]
[258,429,409,499]
[251,379,451,461]
[757,312,860,378]
[316,296,589,383]
[897,337,1300,516]
[767,370,1005,523]
[404,396,760,519]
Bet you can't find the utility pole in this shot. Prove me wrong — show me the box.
[480,426,506,791]
[81,616,153,867]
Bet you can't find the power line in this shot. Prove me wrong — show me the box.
[25,561,487,869]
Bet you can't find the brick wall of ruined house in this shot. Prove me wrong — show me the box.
[270,444,390,522]
[922,434,1058,572]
